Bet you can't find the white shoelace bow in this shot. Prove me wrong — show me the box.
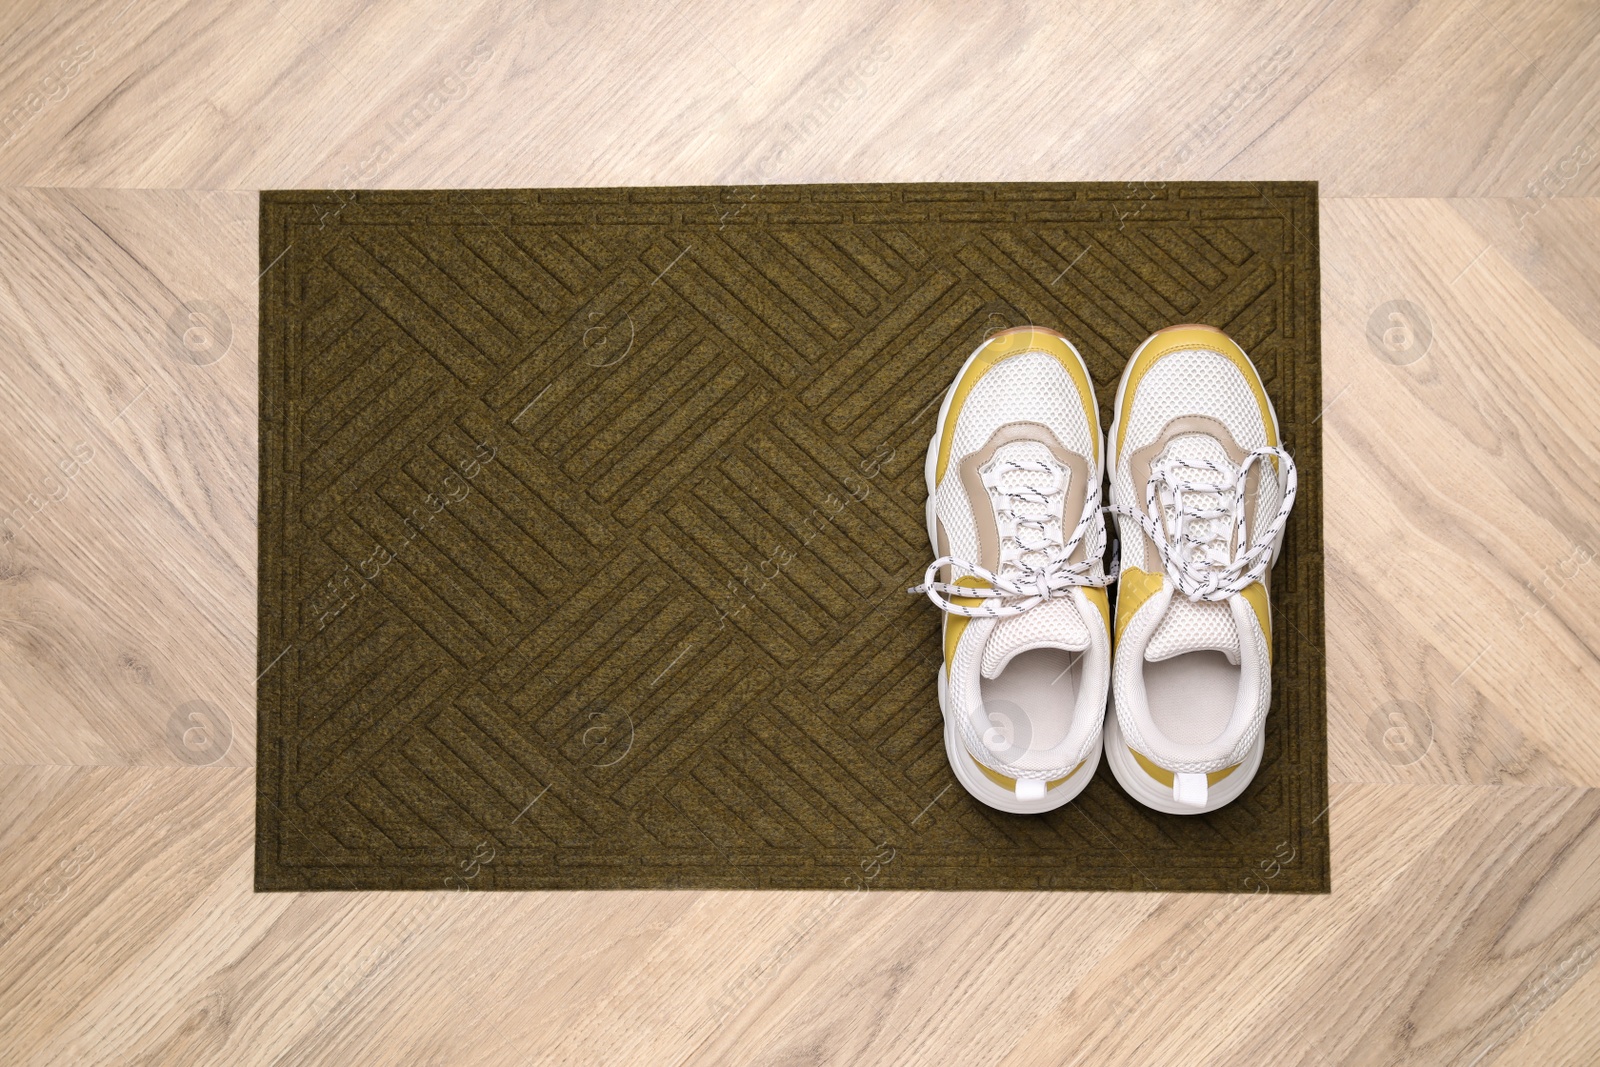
[1110,446,1297,602]
[911,458,1110,618]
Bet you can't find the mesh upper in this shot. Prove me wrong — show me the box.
[938,350,1096,564]
[1113,348,1280,573]
[1147,596,1239,663]
[982,598,1090,677]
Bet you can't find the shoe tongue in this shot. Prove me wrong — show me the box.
[987,440,1068,574]
[982,598,1088,679]
[1146,595,1240,665]
[1142,432,1245,665]
[1156,434,1237,559]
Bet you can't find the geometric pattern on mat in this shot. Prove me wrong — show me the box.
[257,183,1326,891]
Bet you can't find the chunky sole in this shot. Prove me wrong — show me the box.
[1103,324,1283,815]
[922,326,1106,814]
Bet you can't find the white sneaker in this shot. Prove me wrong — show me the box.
[1104,325,1297,815]
[913,327,1112,815]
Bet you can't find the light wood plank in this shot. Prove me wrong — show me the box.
[0,190,256,767]
[1001,785,1600,1065]
[0,1,1593,193]
[1322,197,1600,789]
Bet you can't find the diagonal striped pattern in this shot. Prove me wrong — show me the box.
[257,183,1325,891]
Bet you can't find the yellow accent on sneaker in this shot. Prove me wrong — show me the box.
[1130,748,1239,788]
[1240,580,1272,660]
[1113,567,1165,649]
[942,575,989,676]
[1115,324,1277,462]
[935,326,1099,486]
[972,751,1084,792]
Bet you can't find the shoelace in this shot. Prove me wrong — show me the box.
[911,458,1110,618]
[1109,446,1297,602]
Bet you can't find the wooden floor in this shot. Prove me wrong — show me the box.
[3,1,1600,1063]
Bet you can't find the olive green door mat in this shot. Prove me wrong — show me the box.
[257,182,1326,892]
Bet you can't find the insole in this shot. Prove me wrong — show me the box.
[978,648,1081,754]
[1146,651,1238,745]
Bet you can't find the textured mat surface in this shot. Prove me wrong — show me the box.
[257,182,1326,892]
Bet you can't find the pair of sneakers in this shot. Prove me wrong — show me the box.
[913,325,1297,815]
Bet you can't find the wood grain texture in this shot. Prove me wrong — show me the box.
[0,0,1596,194]
[1,0,1598,1063]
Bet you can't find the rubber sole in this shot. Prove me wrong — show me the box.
[1103,324,1283,815]
[922,326,1106,815]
